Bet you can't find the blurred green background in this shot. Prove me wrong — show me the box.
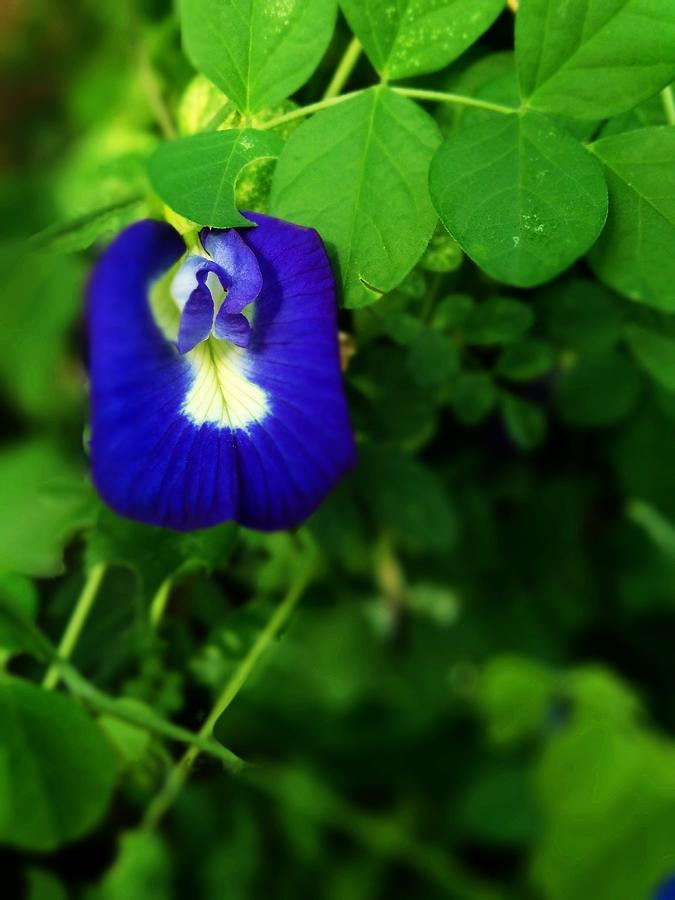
[2,2,675,899]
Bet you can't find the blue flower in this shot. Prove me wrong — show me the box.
[655,876,675,900]
[87,211,356,531]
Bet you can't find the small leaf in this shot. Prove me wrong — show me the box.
[624,324,675,392]
[429,112,607,286]
[516,0,675,119]
[449,372,496,425]
[537,278,623,353]
[147,129,283,228]
[271,87,440,307]
[463,297,534,345]
[0,676,117,851]
[432,293,475,330]
[407,329,459,388]
[0,575,38,658]
[358,447,458,550]
[588,127,675,311]
[557,351,641,427]
[502,393,546,450]
[180,0,336,114]
[495,339,555,381]
[339,0,503,80]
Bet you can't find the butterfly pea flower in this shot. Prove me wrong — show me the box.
[87,211,356,531]
[655,876,675,900]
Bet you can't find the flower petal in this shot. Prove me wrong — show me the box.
[213,311,251,348]
[177,278,215,354]
[88,214,356,532]
[202,228,263,312]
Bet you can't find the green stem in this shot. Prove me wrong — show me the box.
[392,86,518,115]
[661,86,675,125]
[323,36,362,100]
[141,565,312,829]
[42,563,107,690]
[260,89,364,130]
[149,577,173,629]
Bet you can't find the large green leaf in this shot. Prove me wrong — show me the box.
[0,249,84,420]
[180,0,336,114]
[339,0,503,80]
[147,129,283,228]
[429,112,607,287]
[587,127,675,311]
[516,0,675,119]
[271,87,440,307]
[0,676,117,851]
[0,441,95,577]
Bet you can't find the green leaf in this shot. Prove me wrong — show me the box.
[537,278,623,353]
[624,324,675,391]
[358,448,458,550]
[87,508,238,598]
[502,393,546,450]
[407,329,459,388]
[0,442,95,577]
[339,0,503,80]
[0,250,85,420]
[449,371,496,425]
[463,297,534,346]
[431,293,475,330]
[91,830,170,900]
[180,0,336,114]
[147,129,283,228]
[0,574,38,658]
[477,654,555,744]
[516,0,675,119]
[587,127,675,311]
[557,351,641,427]
[429,112,607,287]
[495,339,555,381]
[0,676,117,851]
[271,87,440,307]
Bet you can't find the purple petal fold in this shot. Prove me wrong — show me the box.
[213,311,251,347]
[88,213,356,531]
[177,277,215,354]
[202,228,263,312]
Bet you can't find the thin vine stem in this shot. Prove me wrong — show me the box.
[391,86,518,115]
[42,563,107,690]
[323,36,362,100]
[260,89,364,130]
[141,563,313,830]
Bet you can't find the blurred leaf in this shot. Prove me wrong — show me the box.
[449,372,496,425]
[625,324,675,391]
[502,393,546,450]
[0,676,117,851]
[537,278,623,353]
[358,448,458,550]
[556,351,641,427]
[340,0,503,79]
[495,339,555,382]
[477,655,556,744]
[0,574,38,658]
[407,329,459,388]
[429,113,607,286]
[0,250,84,420]
[92,830,170,900]
[147,129,283,228]
[271,87,440,307]
[463,297,534,346]
[458,763,536,846]
[0,441,95,577]
[432,294,475,330]
[180,0,336,113]
[25,869,68,900]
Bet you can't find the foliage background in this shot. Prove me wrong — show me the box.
[1,1,675,898]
